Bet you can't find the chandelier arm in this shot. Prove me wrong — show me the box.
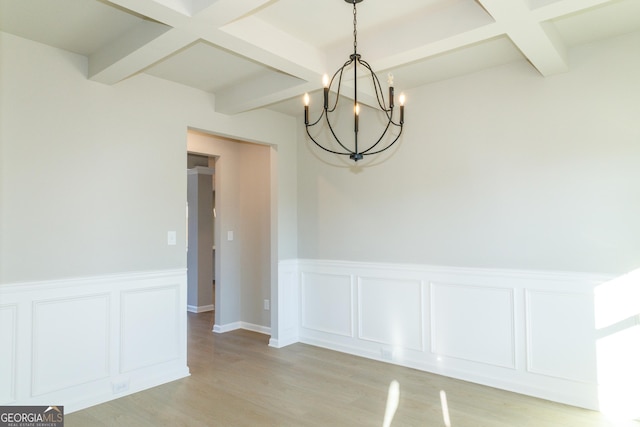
[362,126,404,156]
[359,115,393,154]
[306,109,325,127]
[358,58,391,113]
[305,126,352,156]
[327,63,350,113]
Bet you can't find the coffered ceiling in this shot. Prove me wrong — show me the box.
[1,0,639,116]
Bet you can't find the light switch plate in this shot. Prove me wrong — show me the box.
[167,231,177,245]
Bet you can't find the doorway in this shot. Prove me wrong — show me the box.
[186,130,273,333]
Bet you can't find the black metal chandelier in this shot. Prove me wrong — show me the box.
[303,0,405,162]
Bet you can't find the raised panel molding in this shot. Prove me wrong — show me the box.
[0,305,18,403]
[431,282,515,369]
[358,277,423,351]
[32,295,110,396]
[120,286,181,373]
[0,269,189,412]
[285,259,609,410]
[525,290,597,383]
[300,272,353,337]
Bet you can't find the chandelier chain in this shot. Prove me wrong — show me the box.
[353,2,357,55]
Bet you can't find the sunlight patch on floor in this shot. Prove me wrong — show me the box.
[382,380,399,427]
[440,390,452,427]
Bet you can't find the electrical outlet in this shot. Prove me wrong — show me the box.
[111,379,129,394]
[263,299,270,310]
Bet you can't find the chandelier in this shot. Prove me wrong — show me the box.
[303,0,405,162]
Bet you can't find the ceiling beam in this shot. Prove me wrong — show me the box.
[367,23,504,76]
[190,15,330,113]
[476,0,568,76]
[90,0,278,86]
[89,22,195,84]
[216,16,326,83]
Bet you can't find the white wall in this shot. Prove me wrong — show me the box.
[0,31,297,284]
[237,142,272,327]
[297,31,640,276]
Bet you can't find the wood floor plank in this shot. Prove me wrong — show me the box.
[66,312,640,426]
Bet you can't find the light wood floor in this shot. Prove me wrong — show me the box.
[66,312,639,426]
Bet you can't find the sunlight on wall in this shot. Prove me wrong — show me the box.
[594,268,640,420]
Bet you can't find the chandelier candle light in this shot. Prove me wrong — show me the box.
[303,0,405,162]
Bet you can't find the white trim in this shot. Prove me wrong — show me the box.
[187,166,215,176]
[295,259,612,284]
[213,321,271,335]
[268,336,299,349]
[187,304,214,313]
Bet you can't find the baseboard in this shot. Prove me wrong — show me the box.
[213,321,270,335]
[268,336,299,348]
[187,304,214,313]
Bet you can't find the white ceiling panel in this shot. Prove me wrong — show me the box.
[550,0,640,47]
[0,0,144,55]
[144,41,274,92]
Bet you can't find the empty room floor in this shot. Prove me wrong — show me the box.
[66,312,640,426]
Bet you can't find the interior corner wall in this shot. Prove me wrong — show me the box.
[296,30,640,276]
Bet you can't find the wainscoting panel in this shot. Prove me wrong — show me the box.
[525,290,597,383]
[0,269,189,413]
[358,277,423,351]
[0,305,17,403]
[300,272,353,337]
[120,286,181,373]
[431,283,515,369]
[32,295,110,396]
[285,259,609,410]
